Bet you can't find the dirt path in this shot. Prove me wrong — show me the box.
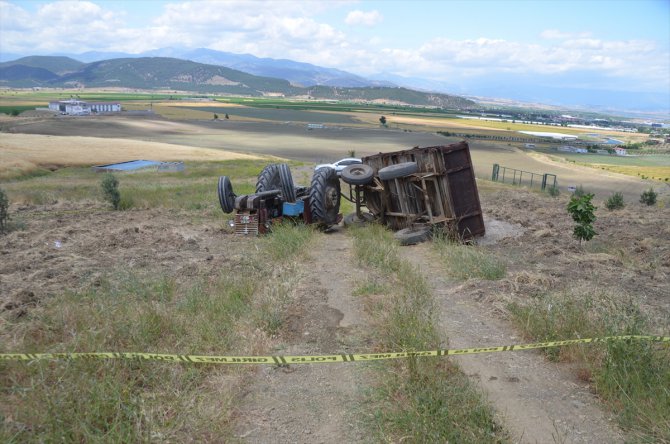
[233,228,369,443]
[400,243,624,444]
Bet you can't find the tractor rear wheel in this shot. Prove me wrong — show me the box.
[256,163,296,202]
[309,167,341,227]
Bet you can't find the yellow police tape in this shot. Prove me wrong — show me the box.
[1,335,667,365]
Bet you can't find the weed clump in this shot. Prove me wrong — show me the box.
[100,173,121,210]
[508,291,670,441]
[605,192,625,210]
[640,188,657,206]
[547,185,560,197]
[432,234,506,280]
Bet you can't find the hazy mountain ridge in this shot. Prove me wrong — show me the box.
[0,55,474,108]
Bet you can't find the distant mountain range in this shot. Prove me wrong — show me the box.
[1,47,667,115]
[0,55,475,109]
[25,47,396,89]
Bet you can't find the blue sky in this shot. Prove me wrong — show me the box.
[1,0,669,110]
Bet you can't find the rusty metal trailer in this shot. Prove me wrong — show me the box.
[360,141,485,239]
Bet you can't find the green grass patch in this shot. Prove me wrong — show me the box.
[1,159,269,214]
[350,223,402,274]
[0,91,183,102]
[0,105,36,115]
[0,216,314,442]
[0,272,245,442]
[261,222,315,261]
[352,280,389,297]
[508,291,670,441]
[432,236,506,280]
[349,225,506,442]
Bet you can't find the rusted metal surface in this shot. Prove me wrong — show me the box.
[362,141,485,238]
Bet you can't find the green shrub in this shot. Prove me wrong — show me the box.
[605,192,625,210]
[640,188,657,206]
[0,187,9,234]
[100,173,121,210]
[567,193,597,244]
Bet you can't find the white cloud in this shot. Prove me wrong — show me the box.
[0,1,133,53]
[540,29,591,40]
[0,2,666,94]
[404,35,669,90]
[0,1,32,31]
[345,9,382,26]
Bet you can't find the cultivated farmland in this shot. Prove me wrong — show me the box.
[1,99,668,442]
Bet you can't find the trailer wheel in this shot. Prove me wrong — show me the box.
[341,164,374,185]
[378,162,418,180]
[394,226,431,245]
[343,212,374,227]
[217,176,235,214]
[256,163,297,202]
[310,167,341,227]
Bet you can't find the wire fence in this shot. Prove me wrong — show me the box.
[491,164,557,191]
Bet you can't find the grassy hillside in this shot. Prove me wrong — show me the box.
[0,65,59,87]
[0,56,84,74]
[55,57,296,95]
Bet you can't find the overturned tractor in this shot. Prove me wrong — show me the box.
[217,163,341,235]
[217,141,485,243]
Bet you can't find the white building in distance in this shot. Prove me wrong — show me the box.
[48,99,121,115]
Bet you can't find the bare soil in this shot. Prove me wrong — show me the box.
[0,203,239,322]
[232,228,369,443]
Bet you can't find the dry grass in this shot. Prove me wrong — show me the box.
[356,113,645,143]
[591,165,670,182]
[0,133,262,179]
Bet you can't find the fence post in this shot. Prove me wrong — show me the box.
[492,164,499,181]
